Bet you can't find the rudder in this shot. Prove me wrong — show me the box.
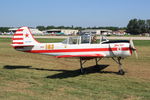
[12,27,39,47]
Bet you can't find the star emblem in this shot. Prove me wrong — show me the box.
[25,33,29,38]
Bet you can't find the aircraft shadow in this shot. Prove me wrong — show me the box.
[46,65,119,79]
[3,65,68,72]
[3,65,118,79]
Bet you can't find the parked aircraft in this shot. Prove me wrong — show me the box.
[11,27,137,75]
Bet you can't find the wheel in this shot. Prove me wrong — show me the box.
[118,69,125,75]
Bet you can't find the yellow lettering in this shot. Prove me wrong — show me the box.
[46,44,54,50]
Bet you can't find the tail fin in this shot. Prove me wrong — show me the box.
[11,27,39,47]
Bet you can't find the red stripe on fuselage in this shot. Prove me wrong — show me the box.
[14,34,23,36]
[16,29,24,31]
[129,48,132,55]
[56,54,104,58]
[12,38,23,40]
[122,47,130,51]
[24,47,130,53]
[12,42,24,44]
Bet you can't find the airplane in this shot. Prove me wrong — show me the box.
[11,26,137,75]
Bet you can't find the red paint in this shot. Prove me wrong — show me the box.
[12,38,23,40]
[120,44,125,46]
[114,44,125,47]
[24,47,130,53]
[122,47,130,51]
[114,44,119,47]
[14,34,23,36]
[56,54,104,58]
[129,48,132,55]
[25,33,29,38]
[12,42,24,44]
[16,29,24,31]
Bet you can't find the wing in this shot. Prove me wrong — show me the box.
[56,53,105,58]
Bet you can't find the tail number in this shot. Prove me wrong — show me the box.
[46,44,54,50]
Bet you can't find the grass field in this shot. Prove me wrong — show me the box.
[0,37,150,100]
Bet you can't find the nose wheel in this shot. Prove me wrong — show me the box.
[112,57,125,75]
[118,69,125,75]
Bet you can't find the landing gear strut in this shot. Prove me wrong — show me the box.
[95,58,102,66]
[112,57,125,75]
[79,57,102,73]
[79,57,87,73]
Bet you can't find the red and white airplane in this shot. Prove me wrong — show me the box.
[11,27,137,75]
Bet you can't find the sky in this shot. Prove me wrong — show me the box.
[0,0,149,27]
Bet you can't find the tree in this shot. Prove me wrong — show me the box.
[36,26,45,31]
[138,19,146,33]
[127,19,138,34]
[46,26,56,29]
[127,18,150,35]
[0,27,9,33]
[146,19,150,33]
[127,19,144,35]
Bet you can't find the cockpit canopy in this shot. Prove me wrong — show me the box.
[62,35,109,44]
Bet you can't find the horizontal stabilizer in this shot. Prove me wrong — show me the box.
[11,44,34,48]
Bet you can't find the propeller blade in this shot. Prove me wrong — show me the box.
[130,38,138,59]
[130,38,135,49]
[134,50,138,59]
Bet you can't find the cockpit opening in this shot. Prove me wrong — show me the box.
[62,35,109,44]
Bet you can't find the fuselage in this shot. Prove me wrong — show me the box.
[11,27,132,59]
[14,42,132,58]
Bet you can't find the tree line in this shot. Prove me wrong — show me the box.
[0,27,9,33]
[36,26,125,31]
[0,19,150,35]
[36,25,82,31]
[127,19,150,35]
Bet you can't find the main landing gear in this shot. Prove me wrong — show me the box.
[79,57,102,73]
[79,57,125,75]
[112,57,125,75]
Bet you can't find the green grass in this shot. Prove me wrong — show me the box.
[0,37,12,42]
[0,38,150,100]
[37,38,64,43]
[133,40,150,46]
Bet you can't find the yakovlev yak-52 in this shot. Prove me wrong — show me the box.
[11,27,137,75]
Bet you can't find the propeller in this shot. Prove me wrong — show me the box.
[129,38,138,59]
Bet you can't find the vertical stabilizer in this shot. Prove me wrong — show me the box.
[12,27,39,47]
